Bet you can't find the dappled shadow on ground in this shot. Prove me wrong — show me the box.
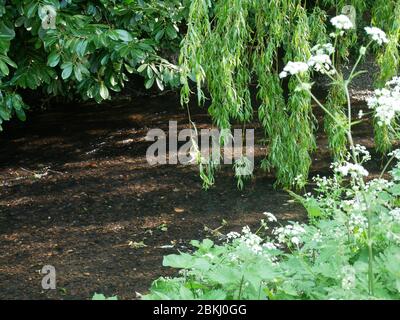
[0,91,383,299]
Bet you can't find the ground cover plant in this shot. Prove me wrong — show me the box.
[145,17,400,300]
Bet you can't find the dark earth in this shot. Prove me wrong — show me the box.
[0,88,385,300]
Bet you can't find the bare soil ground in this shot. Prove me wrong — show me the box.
[0,89,382,300]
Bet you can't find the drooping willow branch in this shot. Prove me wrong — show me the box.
[179,0,400,189]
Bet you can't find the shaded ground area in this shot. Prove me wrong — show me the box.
[0,86,382,300]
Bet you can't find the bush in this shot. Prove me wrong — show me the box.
[0,0,188,130]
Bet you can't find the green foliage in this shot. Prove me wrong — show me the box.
[179,0,210,107]
[324,79,348,159]
[180,0,399,189]
[92,293,118,300]
[372,0,400,152]
[0,0,187,129]
[145,25,400,301]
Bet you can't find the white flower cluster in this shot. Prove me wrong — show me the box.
[352,144,371,162]
[367,77,400,126]
[308,54,334,75]
[228,227,263,255]
[331,15,353,30]
[311,43,335,56]
[341,266,356,290]
[389,208,400,223]
[311,229,323,243]
[227,226,277,257]
[273,223,306,246]
[280,56,335,78]
[226,231,241,240]
[343,196,367,212]
[365,27,389,45]
[387,77,400,87]
[388,149,400,160]
[263,212,277,223]
[313,175,329,187]
[349,213,368,234]
[279,61,309,79]
[313,174,340,190]
[366,178,392,194]
[335,162,369,178]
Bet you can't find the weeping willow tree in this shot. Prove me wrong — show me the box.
[180,0,400,189]
[372,0,400,153]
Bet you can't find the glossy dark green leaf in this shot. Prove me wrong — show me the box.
[99,82,109,100]
[61,62,73,80]
[47,52,60,67]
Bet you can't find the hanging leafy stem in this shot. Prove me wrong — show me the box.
[179,0,211,107]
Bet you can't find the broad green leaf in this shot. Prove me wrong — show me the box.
[0,54,17,68]
[99,82,109,100]
[47,52,60,67]
[0,60,9,75]
[166,25,178,39]
[61,62,73,80]
[145,77,155,89]
[156,78,164,91]
[155,29,165,41]
[92,293,118,300]
[137,64,147,73]
[15,108,26,121]
[74,65,83,82]
[0,107,10,120]
[0,22,15,41]
[115,29,133,42]
[163,253,195,269]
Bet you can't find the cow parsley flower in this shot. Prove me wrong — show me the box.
[308,54,335,75]
[367,77,400,126]
[365,27,388,45]
[352,144,371,162]
[331,15,353,30]
[279,61,309,79]
[263,242,277,250]
[341,266,356,290]
[311,229,323,243]
[366,178,392,193]
[263,212,277,223]
[388,149,400,160]
[335,162,369,178]
[389,208,400,222]
[226,231,241,240]
[228,253,239,262]
[387,77,400,87]
[273,223,306,246]
[291,236,301,246]
[311,43,335,56]
[349,213,368,234]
